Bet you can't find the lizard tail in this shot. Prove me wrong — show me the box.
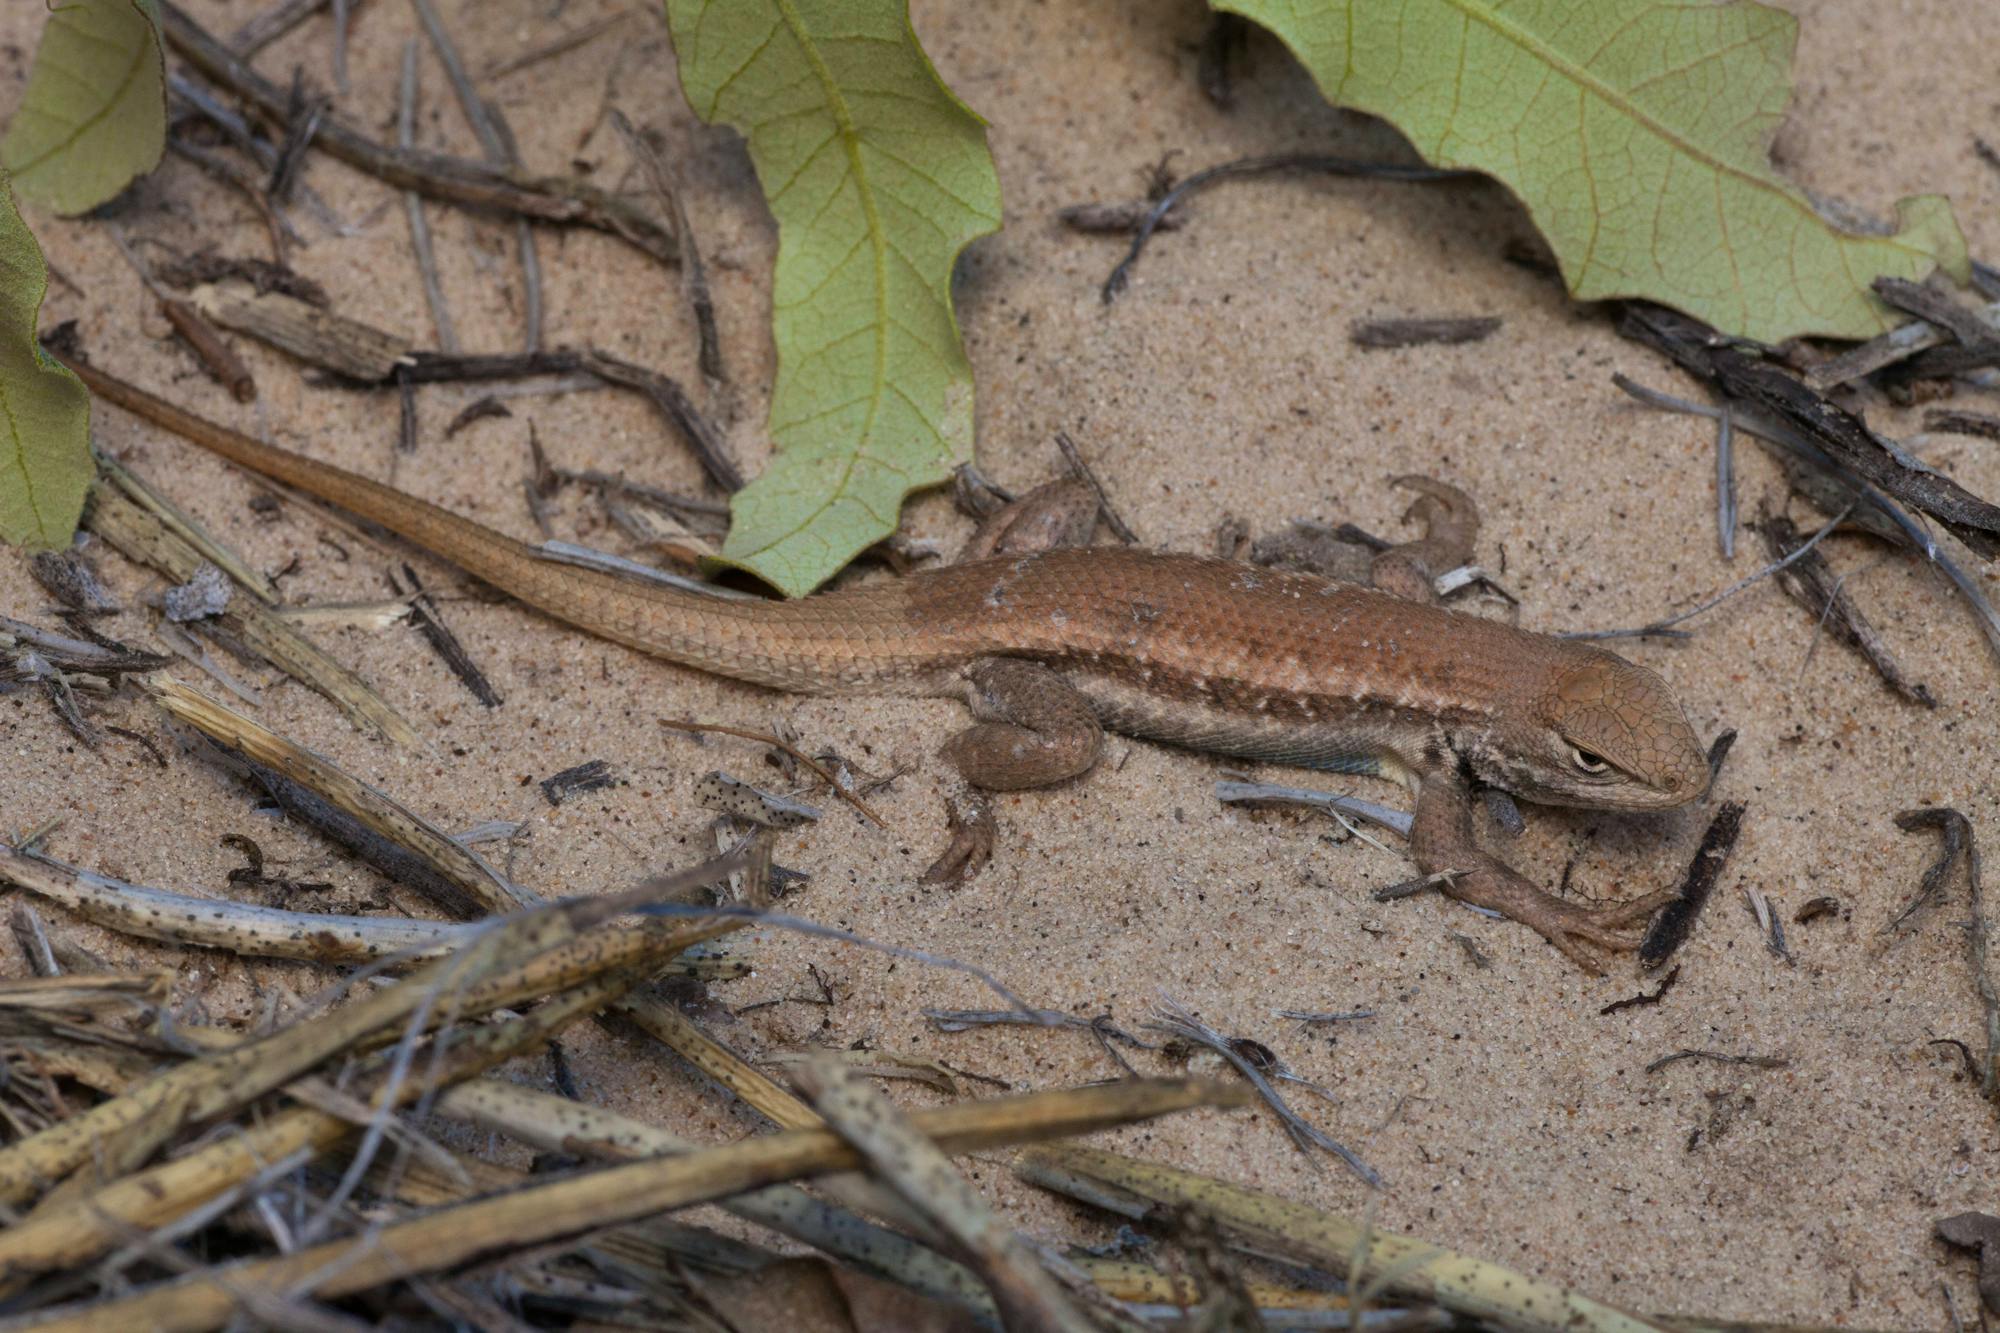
[65,357,903,692]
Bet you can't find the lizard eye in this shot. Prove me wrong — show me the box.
[1570,747,1610,774]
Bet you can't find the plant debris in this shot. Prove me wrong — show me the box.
[540,759,617,807]
[694,770,821,828]
[1349,314,1501,348]
[1599,965,1681,1015]
[1644,1048,1790,1075]
[1893,809,1997,1105]
[1146,994,1377,1185]
[1620,303,2000,562]
[1925,408,2000,442]
[1936,1212,2000,1314]
[1752,511,1934,706]
[389,563,500,707]
[1639,801,1746,967]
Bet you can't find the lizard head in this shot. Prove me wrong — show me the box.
[1500,650,1709,810]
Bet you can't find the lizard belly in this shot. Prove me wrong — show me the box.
[1062,667,1414,778]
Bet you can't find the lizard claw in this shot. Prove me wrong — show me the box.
[921,789,996,887]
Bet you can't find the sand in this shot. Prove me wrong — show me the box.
[3,0,1998,1323]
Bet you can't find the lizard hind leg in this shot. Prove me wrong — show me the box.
[1369,475,1480,604]
[921,657,1105,886]
[942,658,1103,790]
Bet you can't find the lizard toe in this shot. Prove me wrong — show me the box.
[921,790,995,887]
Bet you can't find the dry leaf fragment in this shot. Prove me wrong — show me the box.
[696,771,822,828]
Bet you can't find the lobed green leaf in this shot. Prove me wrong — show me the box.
[1220,0,1969,343]
[0,175,92,550]
[665,0,1002,596]
[2,0,167,216]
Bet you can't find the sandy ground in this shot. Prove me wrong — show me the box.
[3,0,1999,1324]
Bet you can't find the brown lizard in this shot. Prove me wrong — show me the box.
[70,361,1710,972]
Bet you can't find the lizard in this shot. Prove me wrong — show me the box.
[67,359,1711,972]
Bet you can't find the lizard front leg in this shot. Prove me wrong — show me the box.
[1409,765,1675,974]
[1369,476,1479,604]
[922,658,1103,884]
[956,476,1101,562]
[926,478,1107,884]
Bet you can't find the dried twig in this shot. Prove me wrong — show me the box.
[0,894,737,1289]
[610,109,722,382]
[1894,810,1997,1104]
[1619,303,2000,561]
[397,40,458,354]
[581,350,741,490]
[86,483,422,746]
[540,759,616,807]
[380,347,742,488]
[796,1057,1111,1332]
[390,564,500,706]
[1638,801,1746,968]
[20,1079,1232,1331]
[1057,199,1185,234]
[1561,496,1849,642]
[1872,277,2000,348]
[190,280,414,380]
[1925,409,2000,443]
[1715,404,1737,559]
[159,2,678,265]
[1102,153,1468,301]
[0,841,477,964]
[662,718,888,828]
[1643,1049,1789,1075]
[265,71,328,202]
[1612,370,2000,664]
[147,677,525,916]
[1753,512,1934,707]
[1146,994,1378,1185]
[434,1077,994,1317]
[1349,315,1500,349]
[1019,1146,1654,1333]
[168,73,348,235]
[1196,13,1245,108]
[411,0,542,354]
[230,0,340,55]
[925,1006,1155,1077]
[1888,807,1970,934]
[1598,965,1681,1016]
[165,135,299,260]
[1213,780,1413,838]
[480,9,632,81]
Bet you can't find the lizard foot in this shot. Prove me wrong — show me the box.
[1411,766,1678,974]
[921,789,996,887]
[1448,863,1677,975]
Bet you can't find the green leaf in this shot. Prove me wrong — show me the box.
[0,174,92,550]
[665,0,1002,596]
[2,0,166,215]
[1218,0,1969,343]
